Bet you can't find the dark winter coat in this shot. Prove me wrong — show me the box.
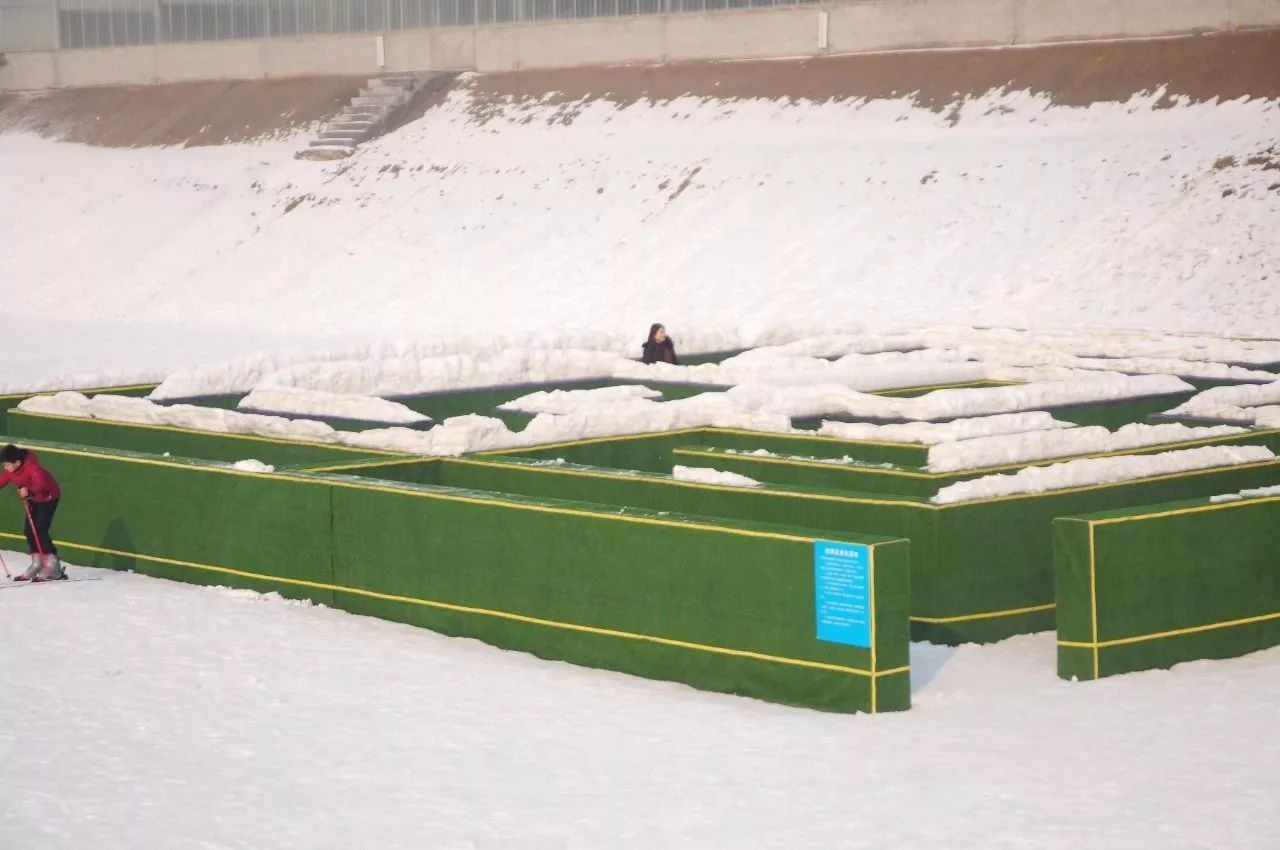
[641,338,679,365]
[0,451,61,503]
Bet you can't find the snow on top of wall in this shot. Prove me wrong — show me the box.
[1209,484,1280,503]
[147,324,853,400]
[730,374,1191,421]
[925,422,1248,473]
[671,465,763,488]
[949,343,1277,381]
[1167,380,1280,418]
[19,392,343,443]
[0,370,168,398]
[497,385,663,414]
[981,366,1131,383]
[238,388,431,425]
[231,459,275,474]
[931,445,1275,505]
[817,412,1076,445]
[744,334,926,359]
[614,355,983,392]
[921,327,1280,367]
[255,349,627,398]
[17,389,795,459]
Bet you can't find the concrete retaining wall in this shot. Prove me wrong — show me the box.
[3,0,1278,90]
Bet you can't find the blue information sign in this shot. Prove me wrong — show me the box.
[814,540,871,648]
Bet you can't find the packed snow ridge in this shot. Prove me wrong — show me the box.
[920,328,1280,368]
[730,375,1192,422]
[497,385,663,414]
[1166,380,1280,421]
[239,388,432,426]
[148,326,848,400]
[671,465,764,488]
[925,423,1247,473]
[1209,484,1280,503]
[817,412,1075,444]
[230,459,276,474]
[17,389,793,457]
[931,446,1276,504]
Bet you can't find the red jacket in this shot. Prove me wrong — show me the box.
[0,451,61,502]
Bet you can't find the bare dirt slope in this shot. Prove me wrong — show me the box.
[0,76,363,146]
[468,28,1280,112]
[0,29,1276,146]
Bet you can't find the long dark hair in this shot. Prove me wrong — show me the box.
[646,323,666,344]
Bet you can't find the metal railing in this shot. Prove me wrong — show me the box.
[0,0,816,52]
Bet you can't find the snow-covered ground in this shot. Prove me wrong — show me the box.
[5,56,1280,850]
[1,561,1277,849]
[3,82,1280,388]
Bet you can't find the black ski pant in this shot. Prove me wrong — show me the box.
[22,498,58,556]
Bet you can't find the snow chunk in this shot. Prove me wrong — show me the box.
[498,385,663,415]
[926,423,1248,473]
[672,465,763,488]
[16,391,94,418]
[615,357,983,392]
[16,392,342,444]
[817,412,1075,445]
[231,459,275,474]
[932,445,1275,504]
[239,388,431,426]
[1209,484,1280,504]
[1167,380,1280,420]
[732,374,1192,422]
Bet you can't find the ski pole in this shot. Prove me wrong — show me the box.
[23,497,46,560]
[0,548,10,580]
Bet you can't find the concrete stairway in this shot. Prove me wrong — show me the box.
[299,72,449,160]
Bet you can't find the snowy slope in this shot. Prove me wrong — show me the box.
[3,82,1279,388]
[2,561,1278,850]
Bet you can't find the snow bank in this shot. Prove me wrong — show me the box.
[925,423,1248,473]
[497,385,663,415]
[614,356,984,392]
[1209,484,1280,503]
[231,459,275,474]
[254,349,626,398]
[238,388,431,426]
[148,324,847,400]
[922,328,1280,368]
[731,374,1192,422]
[932,445,1275,504]
[1167,380,1280,420]
[952,343,1276,381]
[817,412,1075,445]
[672,465,763,488]
[18,392,343,444]
[16,386,795,460]
[0,370,167,398]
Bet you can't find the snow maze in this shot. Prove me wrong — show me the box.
[4,327,1280,714]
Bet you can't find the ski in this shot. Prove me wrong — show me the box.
[0,576,101,590]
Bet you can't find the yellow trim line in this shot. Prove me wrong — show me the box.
[0,532,909,681]
[1090,494,1280,526]
[911,602,1056,624]
[0,382,160,401]
[1058,610,1280,649]
[9,409,405,456]
[675,429,1280,480]
[445,456,930,509]
[23,444,865,545]
[870,547,879,713]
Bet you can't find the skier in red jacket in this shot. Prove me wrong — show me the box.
[0,445,65,581]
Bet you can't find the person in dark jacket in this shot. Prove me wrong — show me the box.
[0,444,65,581]
[641,323,679,365]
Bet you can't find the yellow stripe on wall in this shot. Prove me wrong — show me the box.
[0,531,907,681]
